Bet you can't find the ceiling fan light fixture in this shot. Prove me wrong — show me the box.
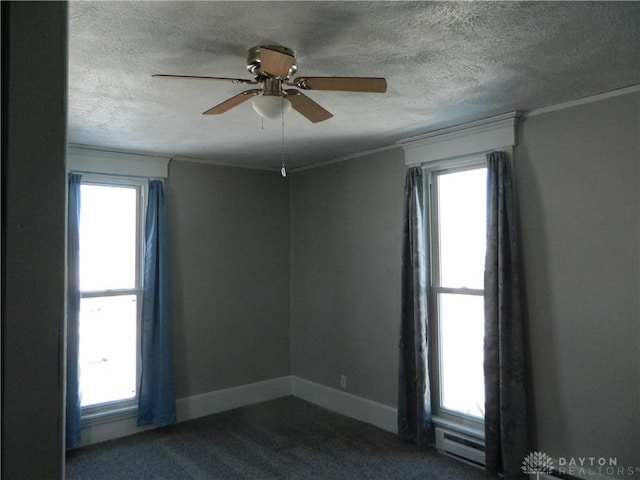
[252,95,291,120]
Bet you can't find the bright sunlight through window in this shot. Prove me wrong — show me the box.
[432,166,486,420]
[79,183,140,408]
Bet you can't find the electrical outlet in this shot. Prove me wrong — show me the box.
[340,375,347,389]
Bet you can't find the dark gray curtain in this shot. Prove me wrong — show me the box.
[398,167,433,446]
[484,151,529,478]
[66,173,82,449]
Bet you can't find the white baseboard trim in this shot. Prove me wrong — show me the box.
[79,376,292,447]
[176,376,292,421]
[79,413,155,447]
[79,375,398,447]
[291,376,398,434]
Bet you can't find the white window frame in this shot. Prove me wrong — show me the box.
[77,173,148,422]
[424,156,487,437]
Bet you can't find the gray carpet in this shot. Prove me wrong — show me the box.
[66,396,485,479]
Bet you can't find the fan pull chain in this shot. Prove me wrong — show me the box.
[280,96,287,177]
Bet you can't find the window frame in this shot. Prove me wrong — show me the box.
[77,173,148,422]
[424,156,487,437]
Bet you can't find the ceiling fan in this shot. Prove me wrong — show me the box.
[153,45,387,123]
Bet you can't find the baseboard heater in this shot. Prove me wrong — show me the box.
[435,427,486,468]
[435,429,590,480]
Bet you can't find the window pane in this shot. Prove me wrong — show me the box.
[80,184,137,291]
[438,293,485,419]
[79,295,137,407]
[437,168,486,289]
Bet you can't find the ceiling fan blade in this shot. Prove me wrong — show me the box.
[289,77,387,93]
[152,74,256,85]
[202,89,261,115]
[284,89,333,123]
[258,47,295,79]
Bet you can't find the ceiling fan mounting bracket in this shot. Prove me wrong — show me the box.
[246,45,298,80]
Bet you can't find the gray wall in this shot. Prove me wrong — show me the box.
[516,93,639,472]
[289,92,639,474]
[290,149,406,407]
[166,161,290,398]
[2,2,67,478]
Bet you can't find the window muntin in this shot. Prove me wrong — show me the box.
[427,161,486,425]
[78,177,145,413]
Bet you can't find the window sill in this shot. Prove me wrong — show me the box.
[432,415,485,441]
[82,405,137,427]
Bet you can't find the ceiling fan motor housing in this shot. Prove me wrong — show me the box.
[246,45,298,80]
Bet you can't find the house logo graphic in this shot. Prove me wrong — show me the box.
[522,451,554,479]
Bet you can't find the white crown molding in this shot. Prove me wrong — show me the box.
[171,155,281,173]
[523,84,640,119]
[290,143,401,173]
[298,83,639,172]
[398,112,520,166]
[67,146,170,178]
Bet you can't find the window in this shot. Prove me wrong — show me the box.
[427,160,487,428]
[78,176,146,416]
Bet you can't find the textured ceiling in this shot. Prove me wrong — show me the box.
[68,1,640,170]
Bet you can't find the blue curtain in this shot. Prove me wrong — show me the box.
[398,167,433,446]
[484,151,529,478]
[66,173,82,449]
[137,180,176,426]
